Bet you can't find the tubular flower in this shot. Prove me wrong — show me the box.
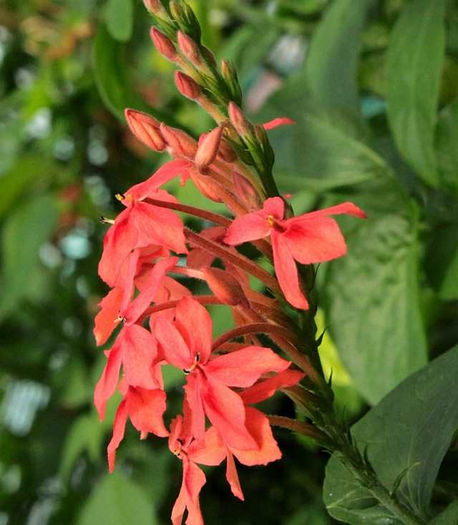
[224,197,366,309]
[154,296,291,450]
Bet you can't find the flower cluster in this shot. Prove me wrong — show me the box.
[93,3,366,524]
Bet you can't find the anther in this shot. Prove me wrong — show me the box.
[100,216,115,225]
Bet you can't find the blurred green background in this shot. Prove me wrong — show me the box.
[0,0,456,523]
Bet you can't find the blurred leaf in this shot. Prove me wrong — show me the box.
[0,195,59,318]
[61,414,105,480]
[436,98,458,193]
[386,0,446,186]
[305,0,374,112]
[324,346,458,523]
[77,472,158,525]
[106,0,133,42]
[430,501,458,525]
[323,180,427,404]
[440,248,458,301]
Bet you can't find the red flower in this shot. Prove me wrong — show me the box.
[168,415,226,525]
[224,197,366,309]
[154,296,291,449]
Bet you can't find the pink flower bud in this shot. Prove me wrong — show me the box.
[218,139,237,163]
[124,109,166,151]
[150,27,177,62]
[233,172,262,210]
[177,31,201,65]
[143,0,163,14]
[174,72,201,100]
[195,126,223,172]
[228,102,251,136]
[202,267,247,306]
[159,123,197,159]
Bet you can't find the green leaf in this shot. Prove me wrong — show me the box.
[259,81,389,192]
[92,25,147,121]
[436,98,458,193]
[305,0,374,112]
[106,0,133,42]
[323,180,427,404]
[440,247,458,300]
[324,347,458,524]
[77,472,158,525]
[430,501,458,525]
[386,0,446,186]
[0,195,59,317]
[60,414,105,480]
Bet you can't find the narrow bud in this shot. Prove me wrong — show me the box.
[177,30,201,66]
[125,109,166,151]
[159,123,197,159]
[221,60,242,104]
[202,267,247,306]
[174,71,201,100]
[233,172,262,210]
[150,27,177,62]
[195,126,223,172]
[228,102,252,137]
[218,138,237,163]
[169,1,201,42]
[143,0,164,15]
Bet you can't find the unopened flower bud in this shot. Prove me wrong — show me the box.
[174,72,201,100]
[218,138,237,163]
[221,60,242,104]
[125,109,166,151]
[195,126,223,172]
[202,267,247,306]
[159,123,197,159]
[150,27,177,62]
[169,1,201,43]
[202,46,217,67]
[233,172,262,209]
[177,30,201,65]
[228,102,252,137]
[143,0,164,15]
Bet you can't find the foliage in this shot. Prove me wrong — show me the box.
[0,1,456,524]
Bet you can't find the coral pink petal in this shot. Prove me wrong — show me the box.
[294,201,367,220]
[188,427,226,466]
[125,387,168,437]
[93,287,123,346]
[107,400,128,473]
[241,369,305,405]
[206,346,290,388]
[225,451,244,500]
[94,341,123,420]
[224,211,270,245]
[284,217,347,264]
[121,325,159,389]
[202,378,257,450]
[184,374,207,441]
[263,197,285,219]
[175,297,213,363]
[263,117,295,130]
[155,317,193,369]
[272,231,309,310]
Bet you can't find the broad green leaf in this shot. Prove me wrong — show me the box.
[430,501,458,525]
[323,180,427,404]
[436,98,458,193]
[386,0,446,186]
[106,0,133,42]
[440,248,458,301]
[324,347,458,524]
[260,80,389,191]
[305,0,374,112]
[0,195,59,317]
[60,414,105,480]
[77,472,158,525]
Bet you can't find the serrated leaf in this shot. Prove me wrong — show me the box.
[77,472,158,525]
[323,180,427,404]
[386,0,446,186]
[324,347,458,524]
[106,0,133,42]
[0,195,59,318]
[305,0,375,112]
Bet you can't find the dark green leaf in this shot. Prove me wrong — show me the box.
[386,0,446,186]
[305,0,374,112]
[106,0,133,42]
[0,195,59,318]
[324,347,458,523]
[430,501,458,525]
[323,180,427,404]
[436,98,458,193]
[77,472,158,525]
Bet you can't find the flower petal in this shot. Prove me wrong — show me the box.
[223,210,270,245]
[263,197,284,219]
[93,287,123,346]
[94,340,123,420]
[202,377,257,450]
[184,374,206,441]
[171,458,206,525]
[107,399,128,473]
[263,117,295,130]
[241,369,305,405]
[188,426,226,467]
[272,231,309,310]
[125,386,168,437]
[283,216,348,264]
[154,317,193,369]
[206,346,290,388]
[175,297,213,364]
[121,325,160,389]
[225,450,244,500]
[293,201,366,221]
